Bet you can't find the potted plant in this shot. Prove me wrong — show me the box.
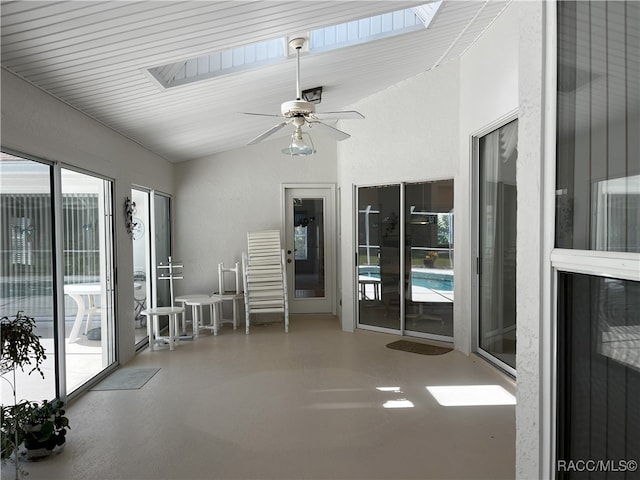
[22,399,69,459]
[1,311,69,477]
[423,251,438,267]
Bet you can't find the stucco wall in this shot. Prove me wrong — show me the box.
[0,68,175,365]
[458,3,519,355]
[173,131,337,297]
[336,59,460,333]
[337,1,520,358]
[516,1,546,478]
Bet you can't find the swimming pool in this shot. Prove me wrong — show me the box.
[359,266,453,292]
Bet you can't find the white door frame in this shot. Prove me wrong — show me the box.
[281,183,336,314]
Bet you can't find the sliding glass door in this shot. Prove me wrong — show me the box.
[130,189,173,346]
[476,119,518,372]
[1,154,57,402]
[132,188,150,346]
[153,193,172,308]
[404,180,454,338]
[0,152,116,401]
[357,184,401,331]
[357,181,454,340]
[61,168,115,393]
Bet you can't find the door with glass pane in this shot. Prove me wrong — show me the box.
[1,155,117,400]
[61,168,116,394]
[130,190,172,343]
[131,189,151,346]
[476,119,518,372]
[151,193,173,339]
[1,153,57,403]
[404,181,454,338]
[283,186,335,313]
[357,182,455,338]
[357,184,401,331]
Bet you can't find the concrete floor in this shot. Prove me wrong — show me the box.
[14,315,515,480]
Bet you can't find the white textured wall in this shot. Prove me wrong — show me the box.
[516,1,546,478]
[337,60,460,332]
[0,69,175,365]
[458,3,519,354]
[173,132,337,297]
[338,1,520,356]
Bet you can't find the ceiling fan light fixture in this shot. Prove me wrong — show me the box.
[282,128,315,156]
[246,36,362,152]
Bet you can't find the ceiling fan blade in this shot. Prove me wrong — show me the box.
[313,111,365,120]
[243,112,283,118]
[308,121,351,141]
[248,121,289,145]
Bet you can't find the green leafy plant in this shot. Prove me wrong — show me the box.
[1,311,46,380]
[1,312,68,477]
[22,399,69,454]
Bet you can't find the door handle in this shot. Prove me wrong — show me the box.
[287,250,292,255]
[287,258,292,263]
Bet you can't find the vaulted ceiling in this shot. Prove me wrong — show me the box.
[1,1,509,162]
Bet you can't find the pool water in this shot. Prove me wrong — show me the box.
[360,267,453,292]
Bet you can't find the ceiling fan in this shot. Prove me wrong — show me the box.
[245,37,364,155]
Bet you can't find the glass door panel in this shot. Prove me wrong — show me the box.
[132,189,151,346]
[357,185,401,331]
[478,119,518,370]
[293,198,325,298]
[284,186,335,313]
[151,193,173,336]
[404,180,454,338]
[153,193,172,308]
[0,153,56,402]
[61,168,115,394]
[557,274,640,473]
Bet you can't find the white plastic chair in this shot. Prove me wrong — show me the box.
[213,262,243,331]
[242,230,289,334]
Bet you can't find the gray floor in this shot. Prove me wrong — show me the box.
[18,315,515,480]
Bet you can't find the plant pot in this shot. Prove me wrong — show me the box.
[25,441,65,459]
[423,259,435,267]
[23,423,67,459]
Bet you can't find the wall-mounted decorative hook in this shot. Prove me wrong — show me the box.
[124,196,137,235]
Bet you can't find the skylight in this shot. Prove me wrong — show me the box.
[147,3,441,89]
[147,37,287,89]
[309,2,442,52]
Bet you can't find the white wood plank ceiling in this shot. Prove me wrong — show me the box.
[1,1,510,162]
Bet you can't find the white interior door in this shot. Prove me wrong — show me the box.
[283,185,335,314]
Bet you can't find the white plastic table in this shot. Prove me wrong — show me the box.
[185,296,223,336]
[175,294,212,336]
[64,283,101,343]
[142,306,185,351]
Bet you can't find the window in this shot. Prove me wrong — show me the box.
[556,1,639,253]
[555,2,640,476]
[148,38,287,88]
[309,3,442,52]
[148,3,443,89]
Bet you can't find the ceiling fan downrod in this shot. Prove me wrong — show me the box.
[289,37,306,101]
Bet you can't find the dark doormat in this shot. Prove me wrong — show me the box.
[386,340,452,356]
